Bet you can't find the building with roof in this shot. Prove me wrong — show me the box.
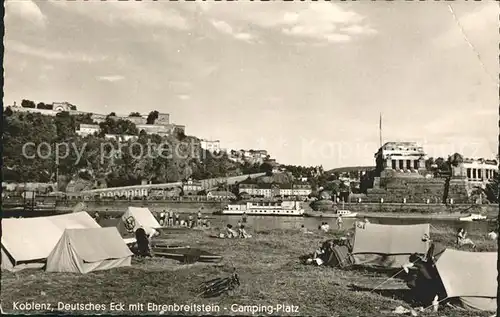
[453,158,498,189]
[375,142,427,174]
[238,182,311,199]
[104,134,138,142]
[182,179,203,195]
[207,190,236,200]
[200,139,221,153]
[364,142,469,203]
[76,124,100,137]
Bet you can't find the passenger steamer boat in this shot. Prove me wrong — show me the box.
[217,200,304,216]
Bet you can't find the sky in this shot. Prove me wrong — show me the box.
[4,0,499,169]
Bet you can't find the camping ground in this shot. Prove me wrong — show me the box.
[1,225,496,316]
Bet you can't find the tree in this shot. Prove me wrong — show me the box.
[447,153,464,167]
[99,117,138,135]
[108,112,116,117]
[175,128,186,140]
[474,173,499,203]
[259,162,273,175]
[3,109,261,188]
[425,157,435,171]
[4,106,13,116]
[129,112,141,117]
[21,99,36,108]
[37,102,53,110]
[146,110,159,124]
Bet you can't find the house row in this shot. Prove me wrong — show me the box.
[238,182,312,198]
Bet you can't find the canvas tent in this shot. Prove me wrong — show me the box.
[46,228,133,273]
[117,207,160,240]
[1,212,100,272]
[435,249,496,312]
[351,223,430,268]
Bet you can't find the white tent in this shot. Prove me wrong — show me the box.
[435,249,497,312]
[352,223,430,268]
[1,212,100,272]
[117,207,160,239]
[46,228,133,274]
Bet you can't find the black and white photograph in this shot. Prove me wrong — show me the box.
[1,0,499,316]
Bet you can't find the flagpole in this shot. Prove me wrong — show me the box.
[379,113,383,148]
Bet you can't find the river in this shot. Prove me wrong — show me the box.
[100,215,496,234]
[3,208,495,233]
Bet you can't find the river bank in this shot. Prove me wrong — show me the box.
[304,211,493,221]
[1,226,496,316]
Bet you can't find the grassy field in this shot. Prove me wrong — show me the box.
[1,225,496,316]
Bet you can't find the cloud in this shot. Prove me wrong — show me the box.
[48,1,189,30]
[341,25,377,35]
[178,95,191,100]
[198,2,374,44]
[280,3,368,43]
[5,0,46,27]
[6,40,108,63]
[97,75,125,82]
[210,20,255,42]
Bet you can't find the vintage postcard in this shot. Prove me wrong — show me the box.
[2,1,498,316]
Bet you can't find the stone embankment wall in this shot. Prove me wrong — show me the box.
[342,203,497,215]
[365,174,470,204]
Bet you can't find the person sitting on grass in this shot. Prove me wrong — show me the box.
[300,225,313,234]
[148,228,159,239]
[307,240,333,266]
[319,222,330,232]
[135,228,152,257]
[225,224,238,238]
[457,228,476,249]
[238,225,252,239]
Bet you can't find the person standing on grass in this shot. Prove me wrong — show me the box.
[175,213,180,226]
[168,209,174,227]
[336,215,343,230]
[159,210,166,226]
[197,208,203,227]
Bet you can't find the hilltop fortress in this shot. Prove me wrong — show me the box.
[8,101,186,137]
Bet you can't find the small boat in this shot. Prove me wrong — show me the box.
[459,213,487,222]
[335,209,358,218]
[154,247,223,263]
[303,210,358,218]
